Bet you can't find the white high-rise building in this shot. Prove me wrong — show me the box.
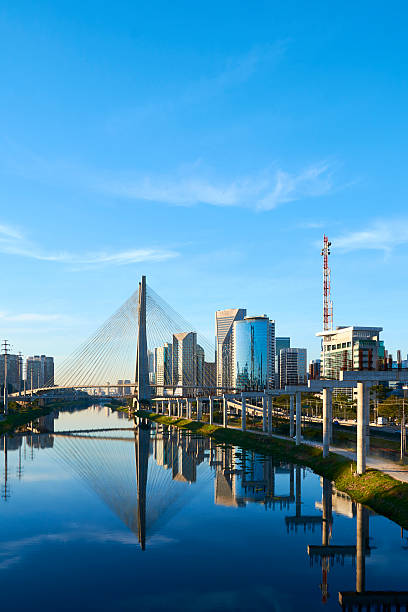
[173,332,197,396]
[216,308,246,392]
[155,343,173,395]
[279,348,307,388]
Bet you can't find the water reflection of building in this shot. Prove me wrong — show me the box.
[211,445,295,509]
[153,427,207,483]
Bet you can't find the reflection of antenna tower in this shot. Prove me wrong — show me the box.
[2,436,10,501]
[2,339,10,416]
[16,444,24,480]
[321,235,333,331]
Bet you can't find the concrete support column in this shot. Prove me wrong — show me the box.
[295,391,302,445]
[289,395,295,438]
[209,397,214,425]
[357,382,367,475]
[322,388,332,458]
[223,396,227,428]
[268,396,273,434]
[177,398,180,417]
[328,391,333,443]
[197,398,202,421]
[364,386,370,454]
[262,395,267,432]
[242,396,246,431]
[167,400,171,417]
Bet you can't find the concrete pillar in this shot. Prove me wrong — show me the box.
[177,398,180,417]
[167,400,171,417]
[364,386,370,454]
[268,396,272,434]
[322,388,332,458]
[295,391,302,445]
[290,395,295,438]
[328,390,333,443]
[197,398,202,421]
[223,396,227,428]
[242,396,246,431]
[262,395,267,432]
[209,397,214,425]
[357,382,367,475]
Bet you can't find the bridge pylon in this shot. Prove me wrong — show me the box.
[135,275,151,407]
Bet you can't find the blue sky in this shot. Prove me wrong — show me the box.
[1,0,408,364]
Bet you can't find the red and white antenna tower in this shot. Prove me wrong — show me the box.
[321,235,333,331]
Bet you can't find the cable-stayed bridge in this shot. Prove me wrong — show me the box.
[17,275,218,400]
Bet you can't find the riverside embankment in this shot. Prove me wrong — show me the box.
[137,410,408,530]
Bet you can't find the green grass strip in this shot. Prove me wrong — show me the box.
[137,410,408,530]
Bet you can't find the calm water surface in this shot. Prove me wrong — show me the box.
[0,406,407,611]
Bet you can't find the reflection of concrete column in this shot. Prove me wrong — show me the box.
[289,464,294,498]
[295,466,301,517]
[357,383,367,475]
[356,503,366,593]
[290,395,295,437]
[262,395,267,432]
[295,391,302,445]
[321,477,332,604]
[242,397,246,431]
[209,397,214,425]
[322,388,332,458]
[322,478,332,546]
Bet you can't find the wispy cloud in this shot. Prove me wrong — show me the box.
[101,162,333,211]
[334,218,408,254]
[0,312,66,323]
[106,41,289,132]
[0,224,178,266]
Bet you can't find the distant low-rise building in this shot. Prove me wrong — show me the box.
[309,359,321,380]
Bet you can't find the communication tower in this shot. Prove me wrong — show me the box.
[321,236,333,331]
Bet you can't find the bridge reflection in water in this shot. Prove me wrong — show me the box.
[2,415,408,610]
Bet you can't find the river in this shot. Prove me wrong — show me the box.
[0,405,407,611]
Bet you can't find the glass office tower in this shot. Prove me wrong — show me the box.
[232,316,275,391]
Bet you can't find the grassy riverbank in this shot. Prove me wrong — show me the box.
[137,410,408,530]
[0,404,54,435]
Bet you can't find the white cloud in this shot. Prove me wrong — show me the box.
[0,223,178,266]
[101,162,333,211]
[334,219,408,254]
